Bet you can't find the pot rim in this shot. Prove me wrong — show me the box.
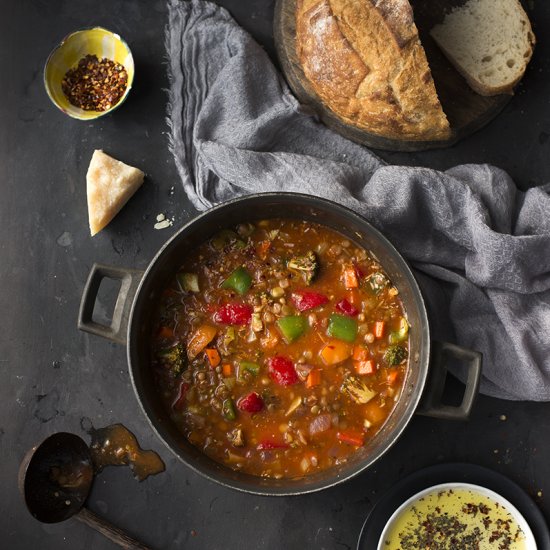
[126,192,430,495]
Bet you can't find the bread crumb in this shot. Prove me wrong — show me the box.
[154,213,174,230]
[154,219,172,230]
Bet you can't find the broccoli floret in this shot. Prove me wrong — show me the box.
[157,344,186,374]
[342,376,377,404]
[287,250,319,286]
[366,271,389,294]
[384,344,408,366]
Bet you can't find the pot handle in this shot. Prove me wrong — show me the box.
[416,341,482,420]
[78,263,144,346]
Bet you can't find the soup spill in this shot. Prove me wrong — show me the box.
[82,420,165,481]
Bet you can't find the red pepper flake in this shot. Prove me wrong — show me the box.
[62,54,128,111]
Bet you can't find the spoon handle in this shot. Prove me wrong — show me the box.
[76,507,153,550]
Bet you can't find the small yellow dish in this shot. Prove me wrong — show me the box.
[44,27,134,120]
[378,482,537,550]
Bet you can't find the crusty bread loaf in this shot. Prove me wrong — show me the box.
[430,0,535,96]
[295,0,451,141]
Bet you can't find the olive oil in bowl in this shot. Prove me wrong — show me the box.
[378,483,536,550]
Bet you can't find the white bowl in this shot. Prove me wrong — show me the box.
[378,482,537,549]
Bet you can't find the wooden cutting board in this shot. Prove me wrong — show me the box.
[274,0,512,152]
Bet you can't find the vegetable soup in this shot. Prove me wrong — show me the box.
[150,219,409,478]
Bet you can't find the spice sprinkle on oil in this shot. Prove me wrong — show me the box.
[383,487,528,550]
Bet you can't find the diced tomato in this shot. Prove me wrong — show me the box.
[237,392,264,413]
[267,356,299,386]
[257,440,289,450]
[335,298,359,317]
[291,290,329,312]
[172,382,190,411]
[353,263,365,279]
[354,360,376,375]
[213,303,252,325]
[337,430,364,446]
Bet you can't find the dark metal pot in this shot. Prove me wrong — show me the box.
[78,193,481,496]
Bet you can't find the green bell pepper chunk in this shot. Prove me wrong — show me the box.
[389,317,409,344]
[221,266,252,295]
[276,315,307,343]
[241,361,260,376]
[222,398,236,421]
[327,314,358,343]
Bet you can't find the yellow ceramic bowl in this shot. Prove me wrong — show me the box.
[44,27,134,120]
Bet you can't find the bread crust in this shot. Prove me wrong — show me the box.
[296,0,450,141]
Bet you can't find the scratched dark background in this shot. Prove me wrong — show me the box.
[1,1,549,549]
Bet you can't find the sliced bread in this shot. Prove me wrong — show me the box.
[430,0,535,96]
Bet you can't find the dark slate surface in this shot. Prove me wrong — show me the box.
[1,1,548,549]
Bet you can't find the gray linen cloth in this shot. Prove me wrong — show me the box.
[166,0,550,401]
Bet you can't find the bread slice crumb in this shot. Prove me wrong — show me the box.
[86,150,144,236]
[430,0,535,96]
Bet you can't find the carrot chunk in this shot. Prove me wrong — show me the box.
[347,289,360,305]
[354,360,376,375]
[352,345,369,362]
[257,240,271,260]
[306,369,321,388]
[342,266,359,289]
[337,430,364,446]
[374,321,385,339]
[319,340,352,365]
[222,363,233,376]
[386,369,400,385]
[187,324,217,359]
[205,348,221,368]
